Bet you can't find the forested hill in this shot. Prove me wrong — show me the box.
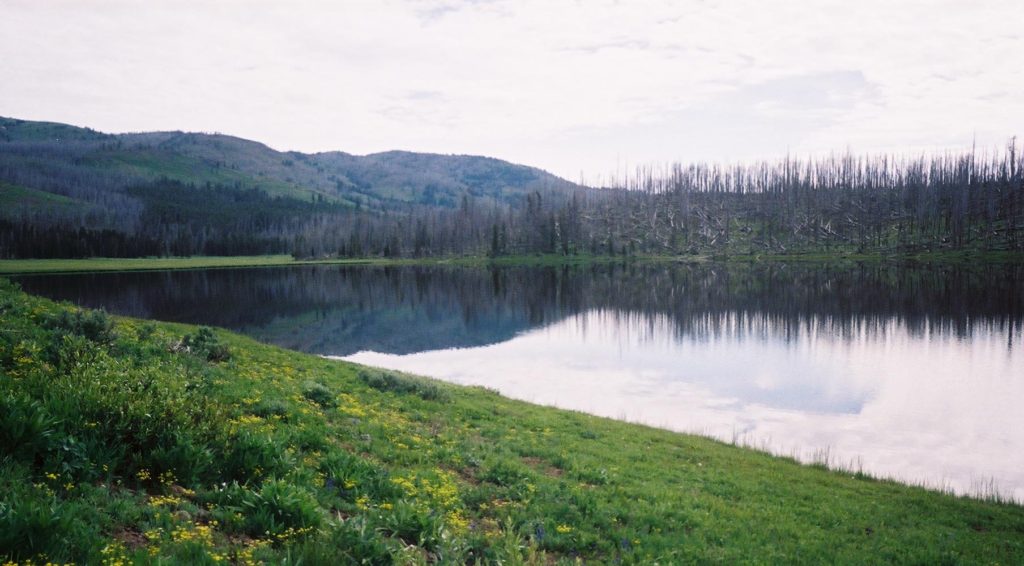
[0,116,575,210]
[1,116,1022,259]
[0,116,578,257]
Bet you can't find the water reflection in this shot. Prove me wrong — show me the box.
[13,262,1024,499]
[346,308,1024,499]
[15,262,1022,355]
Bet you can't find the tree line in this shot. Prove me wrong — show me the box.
[1,139,1021,259]
[293,139,1024,258]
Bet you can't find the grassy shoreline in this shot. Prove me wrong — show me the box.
[2,280,1023,564]
[0,255,628,275]
[2,249,1023,275]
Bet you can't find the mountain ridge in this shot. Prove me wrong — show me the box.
[0,116,578,212]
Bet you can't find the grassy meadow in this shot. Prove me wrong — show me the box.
[0,255,316,275]
[3,248,1023,276]
[1,279,1023,564]
[0,254,643,275]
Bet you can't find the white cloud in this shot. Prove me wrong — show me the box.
[1,0,1021,179]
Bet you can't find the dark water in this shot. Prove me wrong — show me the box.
[14,262,1024,499]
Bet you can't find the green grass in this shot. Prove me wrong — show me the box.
[0,255,308,274]
[0,255,548,275]
[0,181,86,215]
[0,255,434,275]
[4,249,1023,276]
[102,151,344,204]
[0,117,108,143]
[0,254,684,276]
[716,250,1024,263]
[1,280,1023,564]
[0,254,669,275]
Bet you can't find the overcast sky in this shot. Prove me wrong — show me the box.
[2,0,1021,180]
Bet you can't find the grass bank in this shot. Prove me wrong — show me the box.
[1,280,1023,564]
[3,249,1023,275]
[0,255,627,275]
[715,249,1024,264]
[0,255,349,275]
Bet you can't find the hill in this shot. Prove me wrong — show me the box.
[0,116,576,212]
[0,116,580,258]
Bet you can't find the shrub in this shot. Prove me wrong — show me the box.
[176,326,230,362]
[302,381,335,408]
[358,369,449,402]
[43,309,115,345]
[137,322,157,341]
[253,399,291,420]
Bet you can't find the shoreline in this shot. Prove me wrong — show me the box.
[2,249,1022,275]
[325,356,1019,506]
[3,280,1023,563]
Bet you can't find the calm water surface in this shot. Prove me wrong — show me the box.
[15,262,1024,499]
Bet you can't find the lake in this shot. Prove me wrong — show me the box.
[14,261,1024,500]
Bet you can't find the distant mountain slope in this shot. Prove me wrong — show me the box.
[0,117,111,142]
[313,150,570,207]
[0,116,577,216]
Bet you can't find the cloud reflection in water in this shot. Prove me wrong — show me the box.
[344,308,1024,501]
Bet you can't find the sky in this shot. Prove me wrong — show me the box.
[1,0,1022,181]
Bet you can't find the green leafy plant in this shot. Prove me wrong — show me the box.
[176,326,230,362]
[242,479,322,538]
[42,308,115,345]
[302,381,335,408]
[358,369,449,402]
